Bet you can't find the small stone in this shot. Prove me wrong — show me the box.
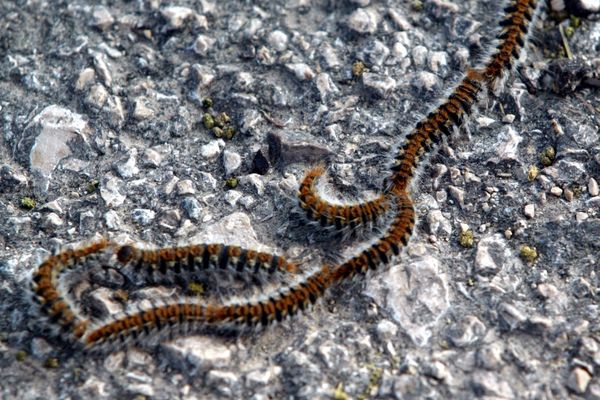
[567,367,592,394]
[411,45,428,67]
[132,97,154,120]
[176,179,195,195]
[161,6,194,29]
[502,114,516,124]
[206,370,239,398]
[523,204,535,218]
[491,126,522,163]
[223,150,242,175]
[428,51,448,75]
[589,177,599,197]
[104,210,121,230]
[576,211,589,222]
[550,0,566,11]
[537,283,559,299]
[476,116,496,128]
[224,190,243,206]
[85,84,109,109]
[267,30,288,52]
[550,186,563,197]
[142,148,163,167]
[361,40,390,66]
[116,150,139,179]
[43,213,63,228]
[362,73,396,97]
[239,174,264,195]
[163,337,232,369]
[75,68,95,91]
[564,187,574,201]
[448,185,465,208]
[181,197,202,220]
[285,63,315,81]
[413,71,440,92]
[100,177,125,207]
[427,210,452,237]
[92,51,112,87]
[347,8,380,34]
[131,209,156,225]
[315,73,339,101]
[191,64,215,88]
[477,342,504,370]
[474,234,510,275]
[26,105,89,194]
[376,320,398,341]
[567,0,600,16]
[91,6,114,30]
[198,172,217,191]
[192,34,215,57]
[498,302,527,330]
[200,140,224,160]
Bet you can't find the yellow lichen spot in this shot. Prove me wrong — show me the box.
[333,383,349,400]
[215,112,231,128]
[188,282,205,296]
[352,60,366,78]
[225,177,238,188]
[86,179,99,194]
[564,26,574,38]
[540,146,556,167]
[212,127,223,138]
[44,357,60,368]
[411,0,424,11]
[520,245,538,263]
[459,230,474,248]
[202,97,213,109]
[16,350,27,361]
[570,15,581,29]
[358,366,383,400]
[467,277,475,287]
[20,197,36,210]
[527,165,539,182]
[223,126,236,140]
[202,113,215,129]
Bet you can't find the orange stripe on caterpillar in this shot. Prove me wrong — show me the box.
[483,0,539,89]
[31,239,110,339]
[298,165,391,230]
[389,69,486,190]
[116,243,299,278]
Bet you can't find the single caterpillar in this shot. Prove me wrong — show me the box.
[115,243,300,286]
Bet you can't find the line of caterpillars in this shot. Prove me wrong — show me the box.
[31,0,540,350]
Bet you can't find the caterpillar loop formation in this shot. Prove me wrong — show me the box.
[31,0,542,351]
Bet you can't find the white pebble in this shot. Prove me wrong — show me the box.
[524,204,535,219]
[588,177,599,197]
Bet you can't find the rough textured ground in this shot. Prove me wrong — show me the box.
[1,0,599,399]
